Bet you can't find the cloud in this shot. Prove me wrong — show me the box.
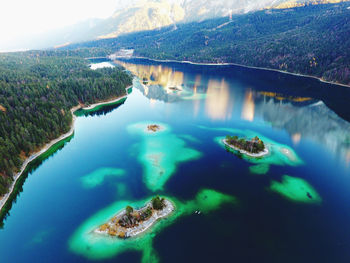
[0,0,119,49]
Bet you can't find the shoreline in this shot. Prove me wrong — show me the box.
[0,85,132,213]
[82,86,132,111]
[222,139,269,158]
[117,56,350,89]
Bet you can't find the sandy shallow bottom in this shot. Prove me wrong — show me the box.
[127,121,202,191]
[69,189,237,263]
[207,126,303,175]
[270,175,322,204]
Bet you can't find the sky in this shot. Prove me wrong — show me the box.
[0,0,127,51]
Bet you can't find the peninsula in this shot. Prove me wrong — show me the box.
[95,196,174,238]
[0,52,133,215]
[223,135,268,157]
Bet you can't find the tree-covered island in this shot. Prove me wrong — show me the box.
[224,135,268,157]
[95,196,174,238]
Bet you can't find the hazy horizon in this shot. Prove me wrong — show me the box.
[1,0,344,52]
[0,0,133,52]
[0,0,274,52]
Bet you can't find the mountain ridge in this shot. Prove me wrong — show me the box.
[62,3,350,86]
[4,0,350,51]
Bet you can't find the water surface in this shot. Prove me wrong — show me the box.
[1,58,350,263]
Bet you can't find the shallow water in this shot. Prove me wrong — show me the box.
[1,58,350,263]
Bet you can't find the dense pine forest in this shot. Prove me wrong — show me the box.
[0,51,132,196]
[64,3,350,85]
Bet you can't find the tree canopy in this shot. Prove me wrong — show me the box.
[0,51,132,196]
[64,3,350,85]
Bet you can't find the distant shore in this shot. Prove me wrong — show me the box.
[118,56,350,89]
[0,85,132,213]
[222,139,269,158]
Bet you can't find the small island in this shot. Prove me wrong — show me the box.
[147,124,161,132]
[95,196,174,238]
[223,135,268,157]
[168,86,182,92]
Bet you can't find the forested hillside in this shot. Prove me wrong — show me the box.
[0,51,132,196]
[7,0,349,51]
[64,3,350,85]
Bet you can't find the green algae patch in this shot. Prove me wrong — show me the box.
[249,164,270,175]
[81,168,125,189]
[270,175,322,204]
[127,122,202,191]
[68,189,236,263]
[203,125,303,172]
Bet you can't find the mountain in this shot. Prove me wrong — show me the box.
[46,0,287,47]
[265,0,349,9]
[63,2,350,86]
[8,0,349,51]
[60,0,350,43]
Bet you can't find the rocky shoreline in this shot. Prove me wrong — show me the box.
[82,86,132,111]
[95,199,175,238]
[223,139,269,158]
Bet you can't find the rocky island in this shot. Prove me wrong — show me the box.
[95,196,174,238]
[168,86,182,92]
[223,135,268,157]
[147,124,161,132]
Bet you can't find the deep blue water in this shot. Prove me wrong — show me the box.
[0,58,350,263]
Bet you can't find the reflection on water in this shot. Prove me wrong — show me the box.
[291,133,301,145]
[346,151,350,167]
[2,58,350,263]
[255,97,350,165]
[205,79,232,120]
[259,91,313,103]
[241,90,255,122]
[116,58,350,167]
[116,60,184,90]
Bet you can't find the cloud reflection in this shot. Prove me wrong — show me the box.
[205,78,232,120]
[241,90,255,121]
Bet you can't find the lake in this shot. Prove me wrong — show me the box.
[1,58,350,263]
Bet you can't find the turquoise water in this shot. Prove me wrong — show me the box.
[1,58,350,263]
